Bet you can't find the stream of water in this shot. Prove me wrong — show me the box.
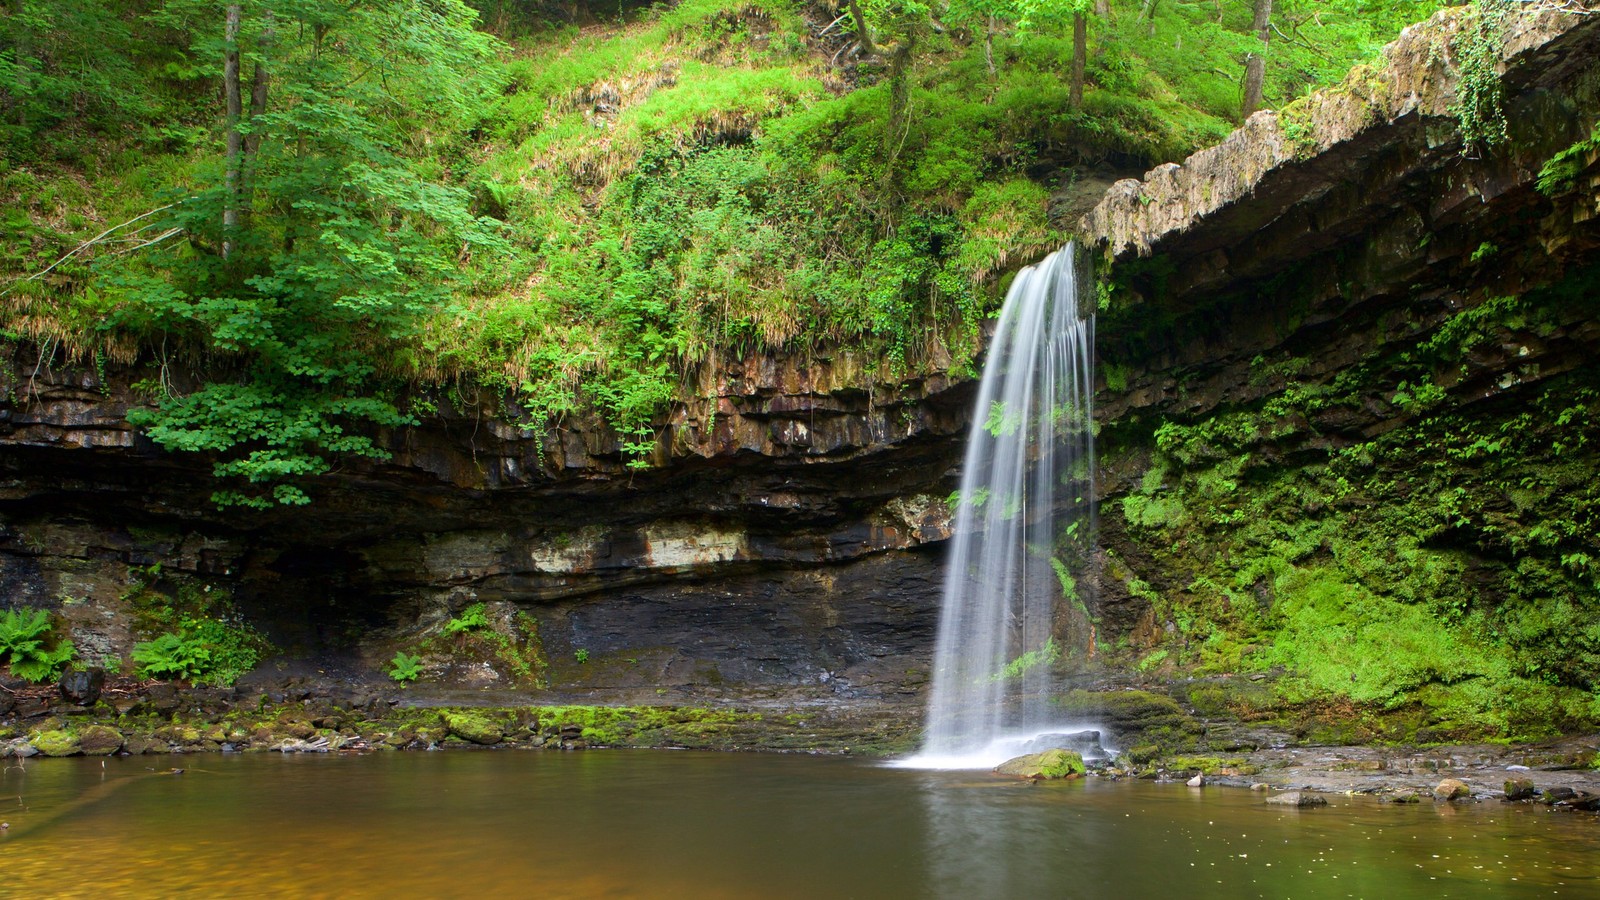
[915,244,1097,767]
[3,751,1593,898]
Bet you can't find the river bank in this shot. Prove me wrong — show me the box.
[4,674,1597,816]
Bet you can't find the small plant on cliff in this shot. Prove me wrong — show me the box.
[132,632,211,681]
[574,648,590,664]
[389,651,424,682]
[1451,0,1512,152]
[443,603,491,636]
[132,616,266,685]
[0,608,77,683]
[994,637,1060,682]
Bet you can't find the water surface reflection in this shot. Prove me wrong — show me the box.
[1,752,1592,897]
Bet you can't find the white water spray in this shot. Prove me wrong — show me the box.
[900,244,1096,769]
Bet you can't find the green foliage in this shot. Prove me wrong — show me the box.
[1536,122,1600,197]
[388,651,424,682]
[0,608,76,683]
[574,648,590,664]
[994,636,1059,681]
[444,603,491,636]
[132,631,212,682]
[5,0,1454,503]
[1108,267,1600,740]
[133,616,266,686]
[1450,0,1512,152]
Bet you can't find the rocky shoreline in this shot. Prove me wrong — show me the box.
[5,674,1597,819]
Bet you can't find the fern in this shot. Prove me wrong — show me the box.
[0,608,76,683]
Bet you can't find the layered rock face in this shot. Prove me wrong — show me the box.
[0,348,966,703]
[3,4,1600,710]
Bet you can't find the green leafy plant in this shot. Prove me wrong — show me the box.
[389,651,425,682]
[0,608,77,683]
[132,616,266,685]
[994,637,1059,682]
[132,632,212,681]
[444,603,491,636]
[574,648,590,664]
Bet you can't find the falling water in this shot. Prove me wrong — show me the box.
[905,244,1095,768]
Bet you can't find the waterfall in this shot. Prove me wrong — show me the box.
[906,244,1096,768]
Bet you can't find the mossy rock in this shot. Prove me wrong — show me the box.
[1053,689,1203,752]
[78,725,124,756]
[441,710,505,745]
[995,749,1086,779]
[29,729,80,757]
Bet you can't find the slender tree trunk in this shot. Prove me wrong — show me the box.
[222,3,242,261]
[241,11,273,224]
[885,29,916,165]
[1070,12,1086,109]
[1241,0,1272,118]
[847,0,880,56]
[1140,0,1160,21]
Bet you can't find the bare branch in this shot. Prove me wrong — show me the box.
[0,202,188,300]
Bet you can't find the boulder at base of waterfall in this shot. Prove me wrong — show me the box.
[1434,778,1472,801]
[1020,731,1111,764]
[995,749,1086,779]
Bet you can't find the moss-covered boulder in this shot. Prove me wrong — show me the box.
[1052,689,1204,753]
[29,729,80,757]
[441,710,505,745]
[996,749,1086,779]
[78,725,124,756]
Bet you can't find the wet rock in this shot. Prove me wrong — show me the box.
[1434,778,1472,801]
[1382,792,1421,805]
[995,749,1087,779]
[1250,783,1270,792]
[57,669,105,706]
[441,710,505,745]
[1186,774,1205,787]
[145,684,180,714]
[1021,730,1111,764]
[1504,778,1538,801]
[1266,791,1328,808]
[78,725,124,756]
[29,728,80,757]
[8,741,39,758]
[1553,790,1600,812]
[122,734,161,755]
[1544,786,1576,803]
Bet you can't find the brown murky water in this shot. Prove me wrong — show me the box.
[1,751,1594,898]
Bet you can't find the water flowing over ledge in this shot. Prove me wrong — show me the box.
[902,244,1097,769]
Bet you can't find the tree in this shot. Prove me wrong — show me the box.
[109,0,509,507]
[1241,0,1273,118]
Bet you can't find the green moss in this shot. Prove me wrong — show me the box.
[1166,755,1252,775]
[29,728,80,757]
[995,748,1086,779]
[440,710,507,745]
[1053,689,1203,753]
[1103,265,1600,742]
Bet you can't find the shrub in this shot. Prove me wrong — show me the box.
[0,608,76,683]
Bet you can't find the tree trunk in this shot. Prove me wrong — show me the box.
[1070,12,1086,109]
[241,11,273,224]
[1241,0,1272,118]
[885,29,917,164]
[847,0,880,56]
[222,3,242,261]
